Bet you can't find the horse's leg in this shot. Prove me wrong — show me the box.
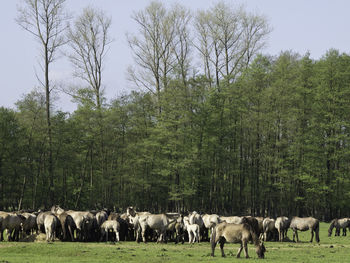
[335,227,340,236]
[236,243,243,258]
[292,229,295,242]
[219,238,225,257]
[116,229,119,242]
[142,228,147,243]
[310,229,314,242]
[211,237,217,257]
[163,230,168,243]
[343,227,346,236]
[243,240,249,258]
[280,229,283,242]
[68,226,74,242]
[188,230,192,244]
[295,230,299,242]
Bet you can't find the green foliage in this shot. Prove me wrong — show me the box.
[3,49,350,218]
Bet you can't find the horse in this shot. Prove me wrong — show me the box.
[44,214,58,242]
[36,211,55,233]
[189,211,205,240]
[211,222,266,259]
[66,210,95,241]
[100,220,120,242]
[219,216,243,224]
[96,211,108,227]
[21,212,37,236]
[166,214,184,244]
[58,212,76,241]
[255,217,264,235]
[183,216,200,244]
[0,212,26,241]
[290,216,320,243]
[202,214,221,241]
[275,216,290,241]
[328,218,350,237]
[129,213,175,243]
[262,218,276,241]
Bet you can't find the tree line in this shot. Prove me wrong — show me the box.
[1,0,349,220]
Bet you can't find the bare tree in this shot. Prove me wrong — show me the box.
[67,6,112,110]
[194,10,214,87]
[16,0,70,205]
[195,2,271,87]
[127,1,176,113]
[170,5,192,87]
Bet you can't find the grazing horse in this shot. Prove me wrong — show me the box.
[275,216,290,242]
[290,216,320,243]
[211,222,266,259]
[328,218,350,237]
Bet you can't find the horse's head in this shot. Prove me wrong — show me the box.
[328,227,332,237]
[328,219,336,237]
[127,207,136,217]
[256,241,266,259]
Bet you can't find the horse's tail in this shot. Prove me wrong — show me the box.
[245,223,259,245]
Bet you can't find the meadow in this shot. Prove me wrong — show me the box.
[0,222,348,263]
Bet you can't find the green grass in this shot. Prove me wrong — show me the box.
[0,222,349,262]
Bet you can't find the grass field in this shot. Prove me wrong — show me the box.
[0,222,349,262]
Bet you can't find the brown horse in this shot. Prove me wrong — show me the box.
[328,218,350,237]
[211,222,266,259]
[290,216,320,243]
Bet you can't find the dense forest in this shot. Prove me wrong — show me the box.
[1,0,350,220]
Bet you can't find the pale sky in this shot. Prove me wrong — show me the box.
[1,0,349,112]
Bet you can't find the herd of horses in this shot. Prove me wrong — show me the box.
[0,206,349,259]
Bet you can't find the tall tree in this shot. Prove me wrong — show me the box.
[16,0,70,204]
[127,1,177,114]
[194,2,271,86]
[67,6,112,111]
[67,7,112,205]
